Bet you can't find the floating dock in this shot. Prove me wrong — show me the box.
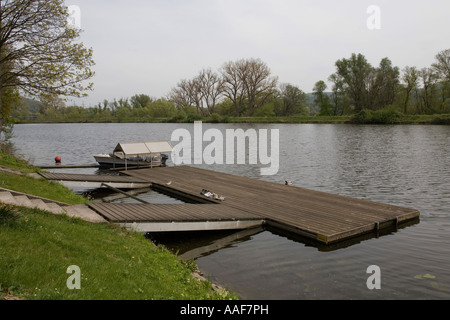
[39,172,151,189]
[89,203,264,232]
[86,166,420,245]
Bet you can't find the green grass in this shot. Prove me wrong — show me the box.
[0,172,88,205]
[0,151,38,174]
[0,152,87,205]
[174,113,450,124]
[188,115,352,124]
[0,151,237,300]
[17,113,450,125]
[0,204,236,300]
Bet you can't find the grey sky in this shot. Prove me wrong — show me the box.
[66,0,450,107]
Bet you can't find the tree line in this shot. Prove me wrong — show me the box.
[169,58,309,118]
[2,1,449,133]
[314,49,450,117]
[12,50,450,123]
[14,57,310,122]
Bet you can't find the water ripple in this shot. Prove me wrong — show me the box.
[11,123,450,299]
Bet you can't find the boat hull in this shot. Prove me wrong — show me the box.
[93,154,162,167]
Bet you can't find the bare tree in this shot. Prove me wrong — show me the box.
[221,58,278,116]
[196,68,224,115]
[220,59,248,117]
[170,77,208,116]
[244,58,278,116]
[169,79,193,110]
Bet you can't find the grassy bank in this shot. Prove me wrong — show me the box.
[0,151,237,300]
[0,153,87,205]
[16,113,450,125]
[202,113,450,124]
[0,205,234,300]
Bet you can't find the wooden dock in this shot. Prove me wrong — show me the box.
[88,166,420,245]
[89,203,264,232]
[39,172,151,189]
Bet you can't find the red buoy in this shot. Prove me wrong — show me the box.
[55,156,61,164]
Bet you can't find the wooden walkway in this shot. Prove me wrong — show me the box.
[89,203,264,232]
[89,166,420,244]
[39,172,151,189]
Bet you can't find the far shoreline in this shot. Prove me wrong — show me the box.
[13,113,450,125]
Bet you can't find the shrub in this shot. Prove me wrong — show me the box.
[351,107,403,124]
[351,109,373,124]
[185,113,203,123]
[168,110,187,123]
[209,113,221,123]
[431,114,450,125]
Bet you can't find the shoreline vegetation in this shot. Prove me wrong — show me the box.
[13,112,450,125]
[9,50,450,127]
[0,151,237,300]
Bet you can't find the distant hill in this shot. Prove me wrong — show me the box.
[10,97,44,121]
[20,97,43,113]
[305,92,334,115]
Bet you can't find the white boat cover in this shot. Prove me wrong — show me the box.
[113,141,173,157]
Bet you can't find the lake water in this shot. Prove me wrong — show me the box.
[10,123,450,299]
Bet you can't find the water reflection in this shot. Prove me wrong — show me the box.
[149,216,421,261]
[148,228,264,260]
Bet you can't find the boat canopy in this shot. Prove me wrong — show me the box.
[113,141,173,158]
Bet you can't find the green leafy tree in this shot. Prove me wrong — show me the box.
[432,49,450,81]
[334,53,372,113]
[0,0,95,133]
[332,54,400,113]
[312,80,332,116]
[371,58,400,109]
[147,98,177,118]
[130,94,153,109]
[0,86,18,141]
[401,66,419,114]
[327,73,348,116]
[432,49,450,112]
[278,83,307,116]
[418,67,440,113]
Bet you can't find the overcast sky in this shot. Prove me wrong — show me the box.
[65,0,450,107]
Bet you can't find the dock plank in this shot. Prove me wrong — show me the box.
[116,166,419,244]
[39,172,151,189]
[89,203,262,223]
[39,172,148,183]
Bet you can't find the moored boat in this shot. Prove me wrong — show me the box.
[93,141,172,169]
